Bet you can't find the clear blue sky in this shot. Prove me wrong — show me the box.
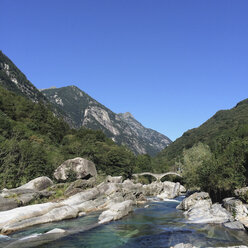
[1,0,248,141]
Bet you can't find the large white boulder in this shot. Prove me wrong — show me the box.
[54,157,97,181]
[177,192,211,210]
[177,192,233,224]
[98,200,134,224]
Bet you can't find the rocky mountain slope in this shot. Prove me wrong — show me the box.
[0,51,171,155]
[41,86,171,155]
[0,51,47,103]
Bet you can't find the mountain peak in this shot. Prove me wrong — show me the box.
[119,112,134,119]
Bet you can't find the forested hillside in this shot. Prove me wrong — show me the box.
[0,86,152,189]
[42,86,171,155]
[154,99,248,200]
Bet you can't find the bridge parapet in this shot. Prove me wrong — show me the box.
[132,172,182,182]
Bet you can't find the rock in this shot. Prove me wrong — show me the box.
[178,193,232,224]
[143,181,164,196]
[223,197,248,219]
[177,192,211,210]
[223,221,245,230]
[17,193,38,205]
[234,187,248,198]
[0,177,53,210]
[54,157,97,181]
[64,188,83,197]
[223,197,248,228]
[98,200,134,224]
[65,178,96,196]
[5,228,68,248]
[157,182,181,199]
[171,244,248,248]
[17,177,53,191]
[0,196,18,211]
[2,205,78,234]
[173,244,195,248]
[106,175,123,183]
[179,185,187,195]
[46,228,67,234]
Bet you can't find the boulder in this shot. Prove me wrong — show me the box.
[179,185,187,195]
[234,187,248,198]
[106,175,123,183]
[17,177,53,191]
[222,197,248,228]
[178,193,232,224]
[157,182,181,199]
[98,200,134,224]
[223,221,245,230]
[5,228,69,248]
[222,197,248,220]
[54,157,97,181]
[143,181,164,196]
[64,178,96,197]
[0,177,53,209]
[0,196,18,211]
[2,205,78,234]
[177,192,211,210]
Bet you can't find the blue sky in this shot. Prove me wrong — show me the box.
[1,0,248,141]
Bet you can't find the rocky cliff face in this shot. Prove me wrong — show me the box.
[42,86,171,155]
[0,51,171,155]
[0,51,47,103]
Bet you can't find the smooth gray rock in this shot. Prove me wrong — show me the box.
[98,200,134,224]
[173,244,194,248]
[223,221,245,230]
[223,197,248,228]
[54,157,97,181]
[157,181,181,199]
[65,178,96,196]
[17,177,53,191]
[177,192,211,210]
[0,196,18,211]
[178,193,233,224]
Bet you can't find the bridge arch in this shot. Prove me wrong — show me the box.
[132,172,182,182]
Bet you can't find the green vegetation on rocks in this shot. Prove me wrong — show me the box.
[0,86,147,189]
[154,100,248,201]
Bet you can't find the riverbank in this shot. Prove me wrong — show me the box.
[1,196,248,248]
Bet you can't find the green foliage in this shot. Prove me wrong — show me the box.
[153,97,248,200]
[66,169,78,182]
[0,86,144,189]
[180,142,212,189]
[196,137,247,200]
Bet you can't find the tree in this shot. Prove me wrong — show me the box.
[180,142,212,189]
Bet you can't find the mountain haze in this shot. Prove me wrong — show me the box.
[42,86,171,155]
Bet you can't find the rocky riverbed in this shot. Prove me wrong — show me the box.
[0,157,248,247]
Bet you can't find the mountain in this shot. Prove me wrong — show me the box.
[41,86,171,155]
[0,51,47,103]
[0,51,171,155]
[154,98,248,169]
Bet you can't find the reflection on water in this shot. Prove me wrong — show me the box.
[1,197,248,248]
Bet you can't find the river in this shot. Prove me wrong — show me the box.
[1,196,248,247]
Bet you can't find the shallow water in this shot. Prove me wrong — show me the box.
[2,196,248,247]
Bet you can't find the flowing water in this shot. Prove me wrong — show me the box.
[1,196,248,247]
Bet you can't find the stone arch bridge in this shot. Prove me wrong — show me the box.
[132,172,182,182]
